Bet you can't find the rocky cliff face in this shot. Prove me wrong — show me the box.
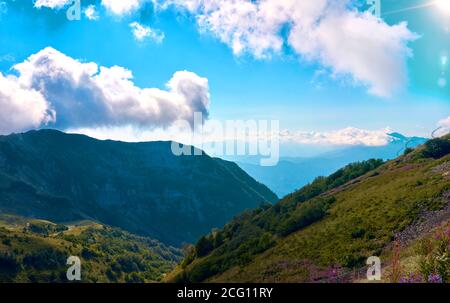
[0,130,277,246]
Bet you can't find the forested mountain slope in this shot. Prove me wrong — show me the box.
[0,130,277,246]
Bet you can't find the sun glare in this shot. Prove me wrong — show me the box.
[436,0,450,15]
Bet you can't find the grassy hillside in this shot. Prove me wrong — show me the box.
[0,214,181,282]
[169,135,450,283]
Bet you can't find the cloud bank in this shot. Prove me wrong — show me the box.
[280,127,393,146]
[68,124,395,148]
[0,47,210,134]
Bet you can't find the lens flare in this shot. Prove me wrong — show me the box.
[436,0,450,15]
[442,55,448,66]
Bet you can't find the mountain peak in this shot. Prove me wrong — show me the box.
[388,132,407,141]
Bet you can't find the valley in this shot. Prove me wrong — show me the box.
[0,131,448,283]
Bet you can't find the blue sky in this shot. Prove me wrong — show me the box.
[0,0,449,149]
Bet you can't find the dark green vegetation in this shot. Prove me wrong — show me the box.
[419,137,450,159]
[169,135,450,282]
[0,215,181,282]
[0,130,276,246]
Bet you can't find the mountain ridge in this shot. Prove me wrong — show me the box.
[0,129,277,246]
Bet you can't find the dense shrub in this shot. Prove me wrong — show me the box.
[28,223,52,235]
[28,222,68,236]
[114,255,147,273]
[55,224,69,233]
[351,228,366,239]
[403,147,414,155]
[195,236,214,257]
[187,259,219,282]
[419,138,450,159]
[125,273,145,283]
[81,247,98,260]
[106,268,118,281]
[342,254,366,268]
[23,248,67,270]
[181,247,196,269]
[0,253,21,274]
[277,197,335,236]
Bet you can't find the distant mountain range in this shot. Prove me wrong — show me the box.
[236,133,428,196]
[0,130,277,246]
[1,130,447,283]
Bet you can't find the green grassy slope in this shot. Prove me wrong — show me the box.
[0,215,181,282]
[169,136,450,283]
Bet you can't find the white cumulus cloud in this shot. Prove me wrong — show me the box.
[0,47,209,134]
[0,73,55,134]
[165,0,418,97]
[130,22,165,43]
[101,0,142,15]
[34,0,71,9]
[84,5,99,20]
[36,0,146,15]
[31,1,417,97]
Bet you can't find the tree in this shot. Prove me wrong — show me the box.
[195,236,213,257]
